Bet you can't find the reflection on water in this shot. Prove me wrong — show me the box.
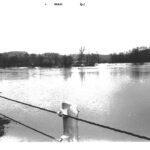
[1,63,150,141]
[0,68,29,80]
[79,68,86,82]
[78,67,99,82]
[61,68,72,81]
[110,63,150,80]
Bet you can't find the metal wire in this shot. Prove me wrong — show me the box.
[64,114,150,141]
[0,95,57,115]
[0,113,60,142]
[1,95,150,141]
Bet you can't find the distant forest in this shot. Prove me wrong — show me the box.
[110,47,150,63]
[0,51,103,68]
[0,47,150,68]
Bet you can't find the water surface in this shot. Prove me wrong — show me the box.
[0,63,150,141]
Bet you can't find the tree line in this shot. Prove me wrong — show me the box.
[110,47,150,63]
[0,47,150,68]
[0,51,102,68]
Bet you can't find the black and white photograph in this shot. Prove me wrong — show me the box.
[0,0,150,146]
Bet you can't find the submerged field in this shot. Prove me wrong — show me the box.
[0,63,150,141]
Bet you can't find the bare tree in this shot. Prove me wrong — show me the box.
[79,46,85,66]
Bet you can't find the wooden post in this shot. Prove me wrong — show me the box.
[58,102,79,142]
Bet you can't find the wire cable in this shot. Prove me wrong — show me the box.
[0,95,57,115]
[63,114,150,141]
[0,113,60,142]
[1,95,150,141]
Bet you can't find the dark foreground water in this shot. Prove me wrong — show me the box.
[0,63,150,141]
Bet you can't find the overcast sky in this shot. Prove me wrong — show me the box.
[0,0,150,54]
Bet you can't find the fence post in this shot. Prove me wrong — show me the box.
[58,102,79,142]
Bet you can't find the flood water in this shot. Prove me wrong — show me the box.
[0,63,150,141]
